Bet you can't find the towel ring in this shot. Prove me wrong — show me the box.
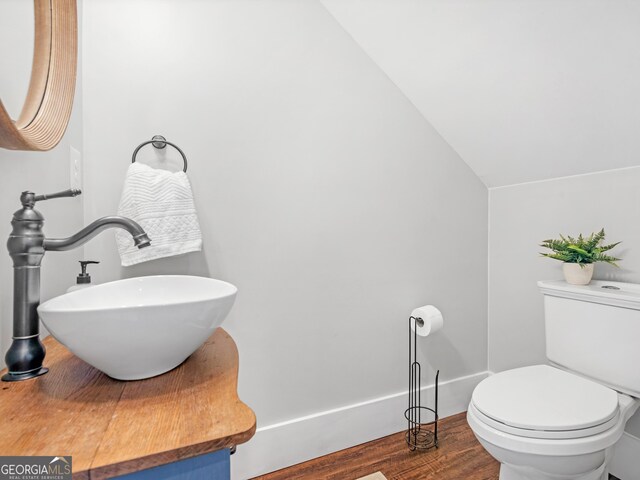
[132,135,188,172]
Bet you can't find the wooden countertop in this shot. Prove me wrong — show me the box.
[0,328,256,480]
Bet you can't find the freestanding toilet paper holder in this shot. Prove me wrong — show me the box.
[405,315,440,451]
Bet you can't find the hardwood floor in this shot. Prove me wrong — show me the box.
[253,412,500,480]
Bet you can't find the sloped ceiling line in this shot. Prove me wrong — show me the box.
[320,0,640,188]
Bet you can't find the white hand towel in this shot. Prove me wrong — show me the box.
[116,162,202,266]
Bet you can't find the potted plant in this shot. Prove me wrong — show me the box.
[540,229,621,285]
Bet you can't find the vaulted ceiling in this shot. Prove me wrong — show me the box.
[321,0,640,187]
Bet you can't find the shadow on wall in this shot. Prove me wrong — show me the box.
[119,251,211,279]
[417,332,467,380]
[595,246,632,281]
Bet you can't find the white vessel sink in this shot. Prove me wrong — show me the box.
[38,275,237,380]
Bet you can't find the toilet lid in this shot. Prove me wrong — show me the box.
[472,365,619,432]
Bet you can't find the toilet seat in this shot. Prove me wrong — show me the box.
[471,365,619,440]
[467,392,635,458]
[468,402,619,439]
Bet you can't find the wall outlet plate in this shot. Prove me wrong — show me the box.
[69,146,82,190]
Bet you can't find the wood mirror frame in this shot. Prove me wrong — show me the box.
[0,0,77,151]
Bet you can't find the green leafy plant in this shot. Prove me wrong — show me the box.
[540,228,621,267]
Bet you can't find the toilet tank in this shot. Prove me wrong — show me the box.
[538,280,640,398]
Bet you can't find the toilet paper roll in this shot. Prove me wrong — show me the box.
[410,305,443,337]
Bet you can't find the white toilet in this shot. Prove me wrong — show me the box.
[467,280,640,480]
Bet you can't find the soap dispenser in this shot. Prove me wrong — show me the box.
[68,260,100,293]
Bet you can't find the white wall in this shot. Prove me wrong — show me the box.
[488,166,640,438]
[321,0,640,187]
[0,1,33,119]
[81,0,487,456]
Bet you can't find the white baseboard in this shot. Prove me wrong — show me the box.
[231,371,488,480]
[611,432,640,480]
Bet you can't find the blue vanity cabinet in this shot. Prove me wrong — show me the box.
[110,449,230,480]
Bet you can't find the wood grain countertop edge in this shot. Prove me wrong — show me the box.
[88,423,257,480]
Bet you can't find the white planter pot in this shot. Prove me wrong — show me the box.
[562,263,594,285]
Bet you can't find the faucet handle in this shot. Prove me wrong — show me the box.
[34,189,82,202]
[21,189,82,207]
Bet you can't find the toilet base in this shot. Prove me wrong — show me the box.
[499,461,607,480]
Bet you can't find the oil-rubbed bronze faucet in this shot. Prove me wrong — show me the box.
[2,189,151,382]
